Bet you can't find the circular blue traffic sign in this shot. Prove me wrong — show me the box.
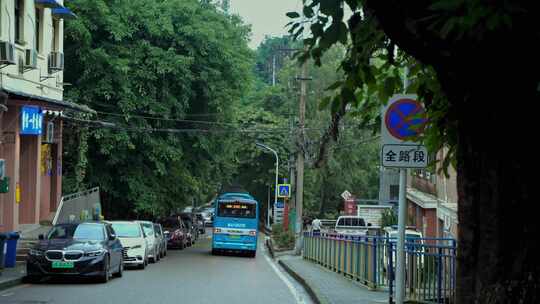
[384,99,426,140]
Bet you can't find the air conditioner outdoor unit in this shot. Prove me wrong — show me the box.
[48,52,64,72]
[24,49,38,70]
[44,121,55,143]
[0,41,16,65]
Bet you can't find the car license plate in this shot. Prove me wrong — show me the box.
[52,261,74,269]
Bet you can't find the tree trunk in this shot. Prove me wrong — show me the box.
[363,2,540,301]
[441,54,540,303]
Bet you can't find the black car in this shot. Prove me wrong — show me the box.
[26,222,124,283]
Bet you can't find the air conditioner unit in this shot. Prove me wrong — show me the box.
[44,121,55,143]
[24,49,38,70]
[48,52,64,72]
[0,41,16,65]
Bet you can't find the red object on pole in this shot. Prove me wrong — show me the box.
[283,200,289,231]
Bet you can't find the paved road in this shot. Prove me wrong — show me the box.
[0,233,306,304]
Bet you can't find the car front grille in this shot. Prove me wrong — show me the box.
[46,251,63,260]
[122,247,130,259]
[64,251,83,260]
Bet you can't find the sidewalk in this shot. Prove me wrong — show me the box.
[0,264,26,291]
[279,256,388,304]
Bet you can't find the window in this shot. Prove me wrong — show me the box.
[51,19,61,52]
[111,223,142,238]
[15,0,24,43]
[389,185,399,200]
[218,202,256,218]
[141,222,154,236]
[51,19,57,51]
[35,8,41,52]
[47,224,106,240]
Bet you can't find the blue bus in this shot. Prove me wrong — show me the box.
[211,192,258,257]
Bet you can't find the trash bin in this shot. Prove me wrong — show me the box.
[4,232,20,268]
[0,233,7,271]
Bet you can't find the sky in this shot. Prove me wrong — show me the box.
[230,0,302,49]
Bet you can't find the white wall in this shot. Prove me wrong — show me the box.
[0,0,64,100]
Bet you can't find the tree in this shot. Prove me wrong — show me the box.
[235,38,380,220]
[288,1,539,303]
[63,0,253,219]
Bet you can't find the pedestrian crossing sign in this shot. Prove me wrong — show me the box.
[277,184,291,198]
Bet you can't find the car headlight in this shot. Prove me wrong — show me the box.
[85,249,106,257]
[29,249,44,256]
[131,245,142,249]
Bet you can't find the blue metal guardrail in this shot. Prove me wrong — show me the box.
[303,232,456,303]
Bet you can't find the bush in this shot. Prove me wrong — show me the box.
[271,223,295,250]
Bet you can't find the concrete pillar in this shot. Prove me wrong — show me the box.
[0,106,20,232]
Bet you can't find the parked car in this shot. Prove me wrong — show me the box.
[201,211,213,227]
[26,222,123,283]
[154,223,167,259]
[194,213,206,234]
[159,217,188,250]
[179,213,199,244]
[334,216,369,236]
[381,226,425,274]
[110,221,148,269]
[183,206,194,213]
[136,221,159,263]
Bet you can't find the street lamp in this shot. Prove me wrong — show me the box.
[255,142,279,230]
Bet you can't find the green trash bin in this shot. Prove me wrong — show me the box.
[0,233,7,271]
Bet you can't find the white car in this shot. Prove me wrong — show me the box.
[136,221,159,263]
[110,221,148,269]
[334,216,369,236]
[382,227,425,274]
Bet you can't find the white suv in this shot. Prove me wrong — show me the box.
[334,216,369,236]
[110,221,148,269]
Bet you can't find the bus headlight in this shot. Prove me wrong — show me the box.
[249,230,257,236]
[214,228,222,233]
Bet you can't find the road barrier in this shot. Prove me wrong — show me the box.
[302,232,456,303]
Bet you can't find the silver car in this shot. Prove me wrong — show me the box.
[136,221,159,263]
[153,223,167,259]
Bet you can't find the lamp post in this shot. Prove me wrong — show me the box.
[256,142,279,230]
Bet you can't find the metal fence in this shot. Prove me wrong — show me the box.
[302,232,457,303]
[52,187,101,225]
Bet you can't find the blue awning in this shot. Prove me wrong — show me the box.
[35,0,62,8]
[51,7,77,19]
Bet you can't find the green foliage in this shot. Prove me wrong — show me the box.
[380,209,398,228]
[234,38,380,218]
[287,0,483,171]
[271,224,295,249]
[63,0,253,218]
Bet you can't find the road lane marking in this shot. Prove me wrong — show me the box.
[260,240,306,304]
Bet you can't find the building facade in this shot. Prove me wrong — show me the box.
[406,149,459,240]
[0,0,88,232]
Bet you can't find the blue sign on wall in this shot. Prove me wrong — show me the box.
[20,106,43,135]
[275,201,284,209]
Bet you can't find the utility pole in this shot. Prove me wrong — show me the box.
[294,51,308,255]
[272,55,276,86]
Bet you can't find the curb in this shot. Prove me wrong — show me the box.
[265,239,275,259]
[0,276,23,292]
[278,259,328,304]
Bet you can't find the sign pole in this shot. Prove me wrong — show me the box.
[395,168,408,304]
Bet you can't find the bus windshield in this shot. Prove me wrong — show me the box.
[218,202,256,218]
